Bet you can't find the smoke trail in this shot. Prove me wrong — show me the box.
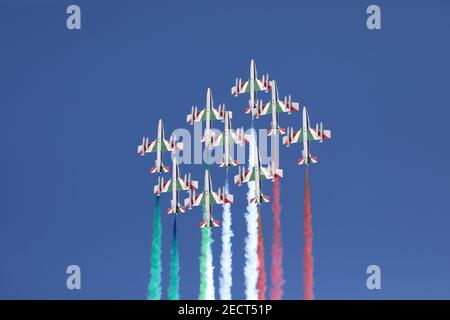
[257,207,266,300]
[205,228,215,300]
[270,134,284,300]
[168,217,179,300]
[219,178,233,300]
[244,128,259,300]
[270,179,284,299]
[198,226,208,300]
[304,167,314,300]
[198,228,215,300]
[147,195,162,300]
[199,226,215,300]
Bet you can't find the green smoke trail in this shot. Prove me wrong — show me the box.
[147,195,162,300]
[168,217,180,300]
[198,225,210,300]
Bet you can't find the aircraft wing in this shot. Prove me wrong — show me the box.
[259,100,300,116]
[189,192,224,206]
[305,127,321,141]
[154,179,171,194]
[238,168,254,183]
[230,130,246,144]
[276,99,300,113]
[240,167,273,182]
[196,107,231,122]
[139,140,156,153]
[182,179,199,191]
[187,109,204,124]
[212,133,224,146]
[322,129,331,140]
[231,80,249,95]
[211,192,234,205]
[188,192,204,206]
[283,127,320,145]
[256,79,271,91]
[161,139,183,152]
[213,131,243,146]
[232,79,270,95]
[210,192,222,205]
[185,192,201,208]
[158,178,188,193]
[283,129,302,145]
[259,166,274,180]
[137,143,145,155]
[311,128,332,141]
[256,101,271,116]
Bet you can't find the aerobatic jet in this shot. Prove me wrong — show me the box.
[185,169,233,228]
[187,88,232,149]
[154,157,198,214]
[231,59,271,116]
[283,107,331,165]
[212,108,249,167]
[137,119,183,174]
[234,147,283,205]
[248,80,300,134]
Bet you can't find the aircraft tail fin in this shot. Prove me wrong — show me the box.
[219,157,238,168]
[200,218,221,228]
[168,203,185,214]
[267,127,286,136]
[177,204,186,214]
[211,219,220,227]
[298,154,318,166]
[250,194,270,204]
[150,162,170,174]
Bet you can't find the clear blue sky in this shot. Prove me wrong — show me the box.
[1,0,450,299]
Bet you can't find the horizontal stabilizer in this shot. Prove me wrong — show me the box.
[219,158,238,168]
[150,164,170,174]
[211,219,220,227]
[168,204,185,214]
[298,155,318,166]
[150,167,158,174]
[267,128,286,136]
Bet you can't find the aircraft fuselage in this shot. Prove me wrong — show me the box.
[302,107,310,164]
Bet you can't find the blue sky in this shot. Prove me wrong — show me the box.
[1,0,450,299]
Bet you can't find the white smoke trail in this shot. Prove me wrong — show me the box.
[205,229,216,300]
[219,179,233,300]
[244,128,259,300]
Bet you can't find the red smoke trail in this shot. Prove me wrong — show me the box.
[270,135,284,300]
[304,167,314,300]
[257,206,266,300]
[270,178,284,300]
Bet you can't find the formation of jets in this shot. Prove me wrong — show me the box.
[138,59,331,228]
